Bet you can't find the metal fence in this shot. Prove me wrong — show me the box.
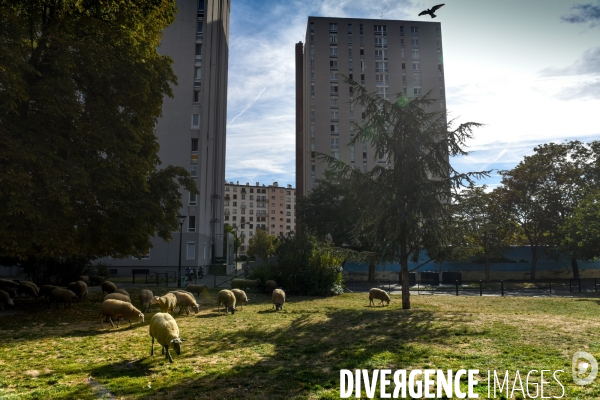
[214,271,245,289]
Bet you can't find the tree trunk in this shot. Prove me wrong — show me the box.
[368,263,375,282]
[571,255,580,280]
[485,256,490,283]
[400,241,410,309]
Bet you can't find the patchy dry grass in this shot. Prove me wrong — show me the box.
[0,287,599,399]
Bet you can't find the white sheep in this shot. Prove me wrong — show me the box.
[67,280,88,301]
[104,293,131,303]
[369,288,391,307]
[231,289,248,309]
[138,289,154,313]
[168,291,200,315]
[272,289,285,311]
[101,281,117,296]
[149,313,183,363]
[0,290,14,310]
[115,289,129,296]
[49,288,78,309]
[151,293,177,315]
[185,284,207,299]
[265,280,277,293]
[100,299,144,328]
[217,289,236,315]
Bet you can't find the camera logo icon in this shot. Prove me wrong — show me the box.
[572,351,598,385]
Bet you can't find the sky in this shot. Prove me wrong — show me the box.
[224,0,600,190]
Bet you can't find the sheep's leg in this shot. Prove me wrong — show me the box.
[151,337,155,356]
[128,318,132,327]
[109,317,115,328]
[166,347,173,363]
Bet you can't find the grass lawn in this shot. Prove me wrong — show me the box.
[0,287,599,399]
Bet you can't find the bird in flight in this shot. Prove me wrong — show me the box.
[418,4,445,18]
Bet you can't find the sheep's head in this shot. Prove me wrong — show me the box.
[230,306,236,315]
[191,304,200,314]
[138,313,145,323]
[171,338,183,355]
[275,303,283,311]
[150,296,160,305]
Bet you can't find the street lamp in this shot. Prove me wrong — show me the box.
[177,215,187,288]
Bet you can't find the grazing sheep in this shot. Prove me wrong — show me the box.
[231,289,248,309]
[185,284,207,299]
[0,279,19,289]
[67,280,88,301]
[151,293,177,315]
[0,290,14,310]
[49,288,78,309]
[272,289,285,311]
[100,299,144,328]
[149,313,183,363]
[115,289,129,296]
[17,283,38,299]
[101,281,117,296]
[217,289,236,315]
[3,288,16,299]
[265,280,277,293]
[138,289,154,313]
[17,280,39,291]
[369,288,391,307]
[37,285,59,301]
[78,275,90,284]
[168,291,200,315]
[104,293,131,303]
[231,278,261,291]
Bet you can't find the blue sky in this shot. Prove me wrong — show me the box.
[225,0,600,189]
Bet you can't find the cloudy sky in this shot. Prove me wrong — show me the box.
[224,0,600,189]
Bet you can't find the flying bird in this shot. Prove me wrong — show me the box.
[418,4,445,18]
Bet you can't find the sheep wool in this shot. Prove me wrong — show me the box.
[67,280,88,302]
[168,291,200,315]
[37,285,59,301]
[17,283,38,299]
[138,289,154,313]
[149,313,183,363]
[231,289,248,309]
[100,299,144,328]
[265,280,277,294]
[101,281,117,296]
[272,289,285,311]
[0,279,19,289]
[104,293,132,303]
[49,288,78,309]
[231,278,261,291]
[151,293,177,315]
[115,289,129,296]
[217,289,236,315]
[0,290,14,310]
[369,288,391,307]
[185,284,207,299]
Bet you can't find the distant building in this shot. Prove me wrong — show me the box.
[224,182,297,255]
[99,0,230,269]
[296,17,446,199]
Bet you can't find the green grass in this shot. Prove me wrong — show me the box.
[0,288,599,399]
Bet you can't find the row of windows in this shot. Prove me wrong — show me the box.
[325,23,421,36]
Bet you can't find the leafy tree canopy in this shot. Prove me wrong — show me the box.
[247,229,277,264]
[0,0,197,261]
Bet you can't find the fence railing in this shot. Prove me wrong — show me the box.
[214,271,245,289]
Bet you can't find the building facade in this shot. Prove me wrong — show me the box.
[224,182,296,255]
[100,0,230,270]
[296,17,446,198]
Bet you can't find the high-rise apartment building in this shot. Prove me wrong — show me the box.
[224,181,296,255]
[100,0,230,270]
[296,17,445,198]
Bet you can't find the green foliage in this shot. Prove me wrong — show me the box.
[21,256,92,285]
[223,223,241,257]
[560,189,600,261]
[247,229,277,264]
[0,0,196,262]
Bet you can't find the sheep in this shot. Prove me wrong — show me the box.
[369,288,391,307]
[115,289,129,296]
[168,291,200,315]
[16,280,39,291]
[100,299,144,328]
[101,281,117,296]
[272,289,285,311]
[48,288,78,309]
[78,275,90,284]
[0,279,19,289]
[149,313,183,363]
[231,289,248,309]
[231,278,261,291]
[37,285,59,301]
[3,288,16,299]
[17,283,38,299]
[265,280,277,293]
[217,289,236,315]
[138,289,154,313]
[0,290,14,310]
[104,293,131,303]
[67,280,88,302]
[185,284,207,299]
[151,293,177,315]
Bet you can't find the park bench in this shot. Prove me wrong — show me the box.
[131,269,150,284]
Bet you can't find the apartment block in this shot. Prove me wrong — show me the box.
[296,17,446,198]
[224,182,297,255]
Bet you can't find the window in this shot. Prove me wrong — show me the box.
[330,47,338,57]
[192,114,200,128]
[330,60,338,69]
[348,36,352,44]
[377,87,389,99]
[374,49,387,60]
[330,73,338,81]
[188,216,196,232]
[190,164,197,178]
[375,74,388,86]
[193,91,200,103]
[331,111,338,120]
[195,44,202,60]
[359,24,363,35]
[414,74,421,86]
[331,98,338,107]
[411,39,419,47]
[331,138,339,150]
[413,63,420,71]
[329,23,337,32]
[189,192,197,206]
[414,87,422,95]
[329,35,337,43]
[348,24,352,33]
[400,26,404,36]
[194,67,201,83]
[191,138,199,152]
[374,37,387,47]
[196,22,203,39]
[186,242,196,260]
[330,85,338,94]
[348,48,353,58]
[412,50,419,60]
[374,25,386,35]
[375,62,388,73]
[348,61,353,71]
[331,125,339,135]
[411,26,418,36]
